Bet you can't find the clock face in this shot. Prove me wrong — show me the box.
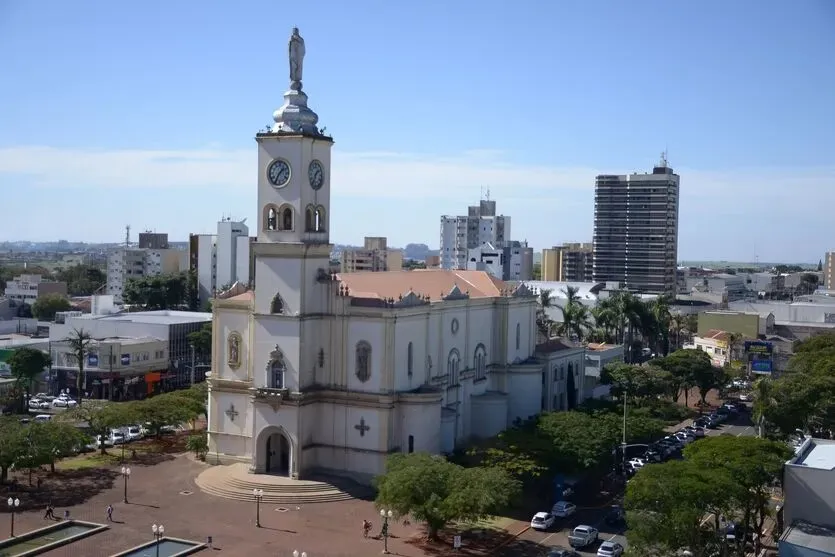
[267,159,291,187]
[308,160,325,190]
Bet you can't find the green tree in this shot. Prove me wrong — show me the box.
[655,349,714,407]
[185,269,200,310]
[64,328,93,406]
[556,286,592,342]
[600,362,671,402]
[31,292,72,321]
[787,334,835,375]
[374,453,520,540]
[0,265,52,291]
[0,418,26,483]
[187,323,213,362]
[132,392,198,437]
[54,264,106,296]
[8,347,51,410]
[186,432,208,460]
[123,272,189,310]
[25,420,89,475]
[64,403,136,454]
[536,288,554,340]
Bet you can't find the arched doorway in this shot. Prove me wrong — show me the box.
[264,430,291,475]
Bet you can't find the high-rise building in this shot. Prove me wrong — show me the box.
[825,252,835,290]
[541,243,594,282]
[138,232,169,249]
[340,236,403,273]
[106,247,188,303]
[592,155,680,294]
[188,218,253,307]
[440,199,510,270]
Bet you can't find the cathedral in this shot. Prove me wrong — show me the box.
[205,29,585,484]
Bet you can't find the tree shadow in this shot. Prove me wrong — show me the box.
[0,467,120,510]
[306,472,376,501]
[405,526,544,557]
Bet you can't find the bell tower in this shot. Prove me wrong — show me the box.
[252,27,334,318]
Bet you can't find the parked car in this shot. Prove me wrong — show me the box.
[568,525,599,548]
[33,414,52,422]
[552,501,577,518]
[29,399,50,410]
[52,396,77,408]
[531,512,555,531]
[547,547,580,557]
[643,449,662,463]
[684,426,706,438]
[604,505,625,525]
[597,540,625,557]
[124,425,143,442]
[109,429,127,445]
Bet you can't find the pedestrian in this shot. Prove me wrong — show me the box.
[106,504,114,522]
[63,510,70,521]
[362,519,372,538]
[43,503,55,520]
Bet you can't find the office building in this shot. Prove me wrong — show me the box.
[542,243,594,282]
[825,252,835,291]
[440,198,510,270]
[339,236,402,273]
[593,155,680,294]
[138,232,170,249]
[3,274,68,305]
[106,247,188,304]
[189,218,254,307]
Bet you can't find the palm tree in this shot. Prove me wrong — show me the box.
[668,313,686,352]
[648,295,673,355]
[65,328,93,406]
[536,289,555,342]
[557,286,592,342]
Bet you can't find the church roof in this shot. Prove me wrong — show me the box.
[337,269,507,302]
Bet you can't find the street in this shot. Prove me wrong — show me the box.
[497,408,757,556]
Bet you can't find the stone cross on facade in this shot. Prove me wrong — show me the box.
[354,417,370,437]
[225,404,239,421]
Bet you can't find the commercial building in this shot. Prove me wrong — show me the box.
[189,218,254,307]
[697,310,764,339]
[541,243,594,282]
[689,329,731,367]
[466,240,533,281]
[440,198,510,270]
[106,246,188,304]
[339,236,402,273]
[780,437,835,556]
[592,155,680,294]
[826,252,835,291]
[584,343,623,399]
[138,231,170,249]
[49,309,211,393]
[3,274,68,306]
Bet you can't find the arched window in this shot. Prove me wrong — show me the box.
[264,205,279,231]
[269,354,286,389]
[355,341,372,382]
[271,293,285,314]
[314,206,326,232]
[447,349,460,385]
[515,323,521,350]
[408,435,415,453]
[560,364,565,381]
[280,207,293,231]
[568,361,574,377]
[407,342,413,376]
[473,343,487,381]
[305,205,315,232]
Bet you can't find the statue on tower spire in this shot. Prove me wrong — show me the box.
[288,27,305,90]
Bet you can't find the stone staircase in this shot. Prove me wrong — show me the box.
[194,463,368,504]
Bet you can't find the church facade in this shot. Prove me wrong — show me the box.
[205,29,585,484]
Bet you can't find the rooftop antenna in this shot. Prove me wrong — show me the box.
[125,225,131,248]
[485,188,491,202]
[659,150,668,168]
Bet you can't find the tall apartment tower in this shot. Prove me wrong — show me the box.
[541,243,594,282]
[188,218,253,307]
[440,198,511,270]
[592,155,680,294]
[340,236,403,273]
[825,252,835,290]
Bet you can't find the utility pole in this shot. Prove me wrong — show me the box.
[190,344,196,386]
[621,393,628,476]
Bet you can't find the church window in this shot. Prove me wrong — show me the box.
[407,342,413,377]
[473,343,487,381]
[408,435,414,454]
[447,349,460,385]
[560,364,565,381]
[271,293,285,314]
[568,361,574,377]
[280,207,294,231]
[515,323,521,350]
[264,205,279,231]
[304,205,315,232]
[314,205,326,232]
[355,341,372,383]
[269,356,286,389]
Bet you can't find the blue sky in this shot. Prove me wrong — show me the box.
[1,0,833,262]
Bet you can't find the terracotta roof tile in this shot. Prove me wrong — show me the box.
[336,269,508,301]
[703,329,731,342]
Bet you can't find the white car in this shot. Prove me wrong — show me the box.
[52,396,77,408]
[739,393,750,402]
[552,501,577,518]
[33,414,52,422]
[628,458,646,468]
[29,399,50,409]
[597,541,624,557]
[531,512,556,530]
[109,429,127,445]
[125,425,143,442]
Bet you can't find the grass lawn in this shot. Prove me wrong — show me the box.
[56,435,188,471]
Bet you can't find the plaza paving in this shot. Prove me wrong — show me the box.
[4,455,439,557]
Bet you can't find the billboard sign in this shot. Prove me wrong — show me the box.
[121,354,131,365]
[751,359,773,374]
[745,341,773,355]
[87,353,99,367]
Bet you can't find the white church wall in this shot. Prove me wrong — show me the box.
[254,257,303,315]
[507,369,543,423]
[301,259,334,315]
[346,318,385,392]
[426,311,443,380]
[215,308,251,381]
[470,392,508,439]
[465,304,496,368]
[399,401,441,454]
[307,402,388,480]
[300,318,329,389]
[440,410,456,453]
[440,306,467,376]
[393,314,428,392]
[252,317,301,389]
[209,389,253,462]
[506,303,535,363]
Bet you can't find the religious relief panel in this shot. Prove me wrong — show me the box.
[227,332,243,370]
[355,341,372,383]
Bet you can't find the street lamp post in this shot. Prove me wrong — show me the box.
[121,466,131,503]
[152,523,164,557]
[253,489,264,527]
[7,497,20,537]
[379,509,393,554]
[292,551,308,557]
